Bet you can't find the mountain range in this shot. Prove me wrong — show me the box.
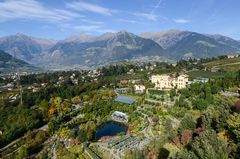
[140,30,240,59]
[0,29,239,70]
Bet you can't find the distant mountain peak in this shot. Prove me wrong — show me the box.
[97,32,115,41]
[11,33,32,40]
[116,30,136,36]
[15,32,26,36]
[118,30,130,34]
[0,34,57,61]
[97,30,137,42]
[140,29,191,49]
[62,33,96,43]
[160,29,184,34]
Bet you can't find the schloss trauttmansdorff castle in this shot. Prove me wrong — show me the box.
[151,74,189,90]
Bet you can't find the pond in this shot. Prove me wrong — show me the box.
[95,121,128,140]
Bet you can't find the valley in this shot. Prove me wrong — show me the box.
[1,30,240,70]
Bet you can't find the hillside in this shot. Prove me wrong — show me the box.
[0,50,39,72]
[203,56,240,72]
[0,33,57,62]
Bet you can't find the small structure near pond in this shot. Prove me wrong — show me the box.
[112,111,128,122]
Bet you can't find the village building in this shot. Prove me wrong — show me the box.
[32,87,40,93]
[70,73,75,80]
[172,63,177,67]
[71,79,78,85]
[151,74,189,90]
[116,88,129,94]
[227,54,238,59]
[58,76,64,81]
[187,77,209,87]
[127,69,134,74]
[120,79,129,85]
[149,66,154,70]
[130,79,141,84]
[41,83,48,88]
[193,77,209,83]
[134,84,145,93]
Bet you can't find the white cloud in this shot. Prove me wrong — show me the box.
[151,0,164,14]
[61,23,114,33]
[173,18,190,24]
[117,19,138,24]
[134,13,157,21]
[73,25,101,31]
[0,0,82,23]
[81,19,104,25]
[66,1,112,16]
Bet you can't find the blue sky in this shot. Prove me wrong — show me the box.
[0,0,240,40]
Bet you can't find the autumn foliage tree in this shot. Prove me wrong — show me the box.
[233,100,240,113]
[180,129,192,145]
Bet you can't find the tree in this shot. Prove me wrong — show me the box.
[48,106,57,117]
[79,121,96,140]
[170,88,177,101]
[204,85,213,103]
[62,100,71,113]
[163,118,177,140]
[193,99,208,110]
[178,95,188,108]
[179,114,197,133]
[54,97,62,113]
[227,113,240,142]
[233,100,240,113]
[180,129,192,145]
[178,130,229,159]
[15,146,29,159]
[71,96,81,104]
[198,111,212,129]
[39,100,49,120]
[58,128,72,139]
[82,95,90,101]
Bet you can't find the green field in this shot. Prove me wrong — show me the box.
[187,70,226,79]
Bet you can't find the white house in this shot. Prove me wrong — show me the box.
[134,84,146,93]
[227,55,238,59]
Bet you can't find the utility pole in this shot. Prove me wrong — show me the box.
[18,73,23,105]
[20,85,23,105]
